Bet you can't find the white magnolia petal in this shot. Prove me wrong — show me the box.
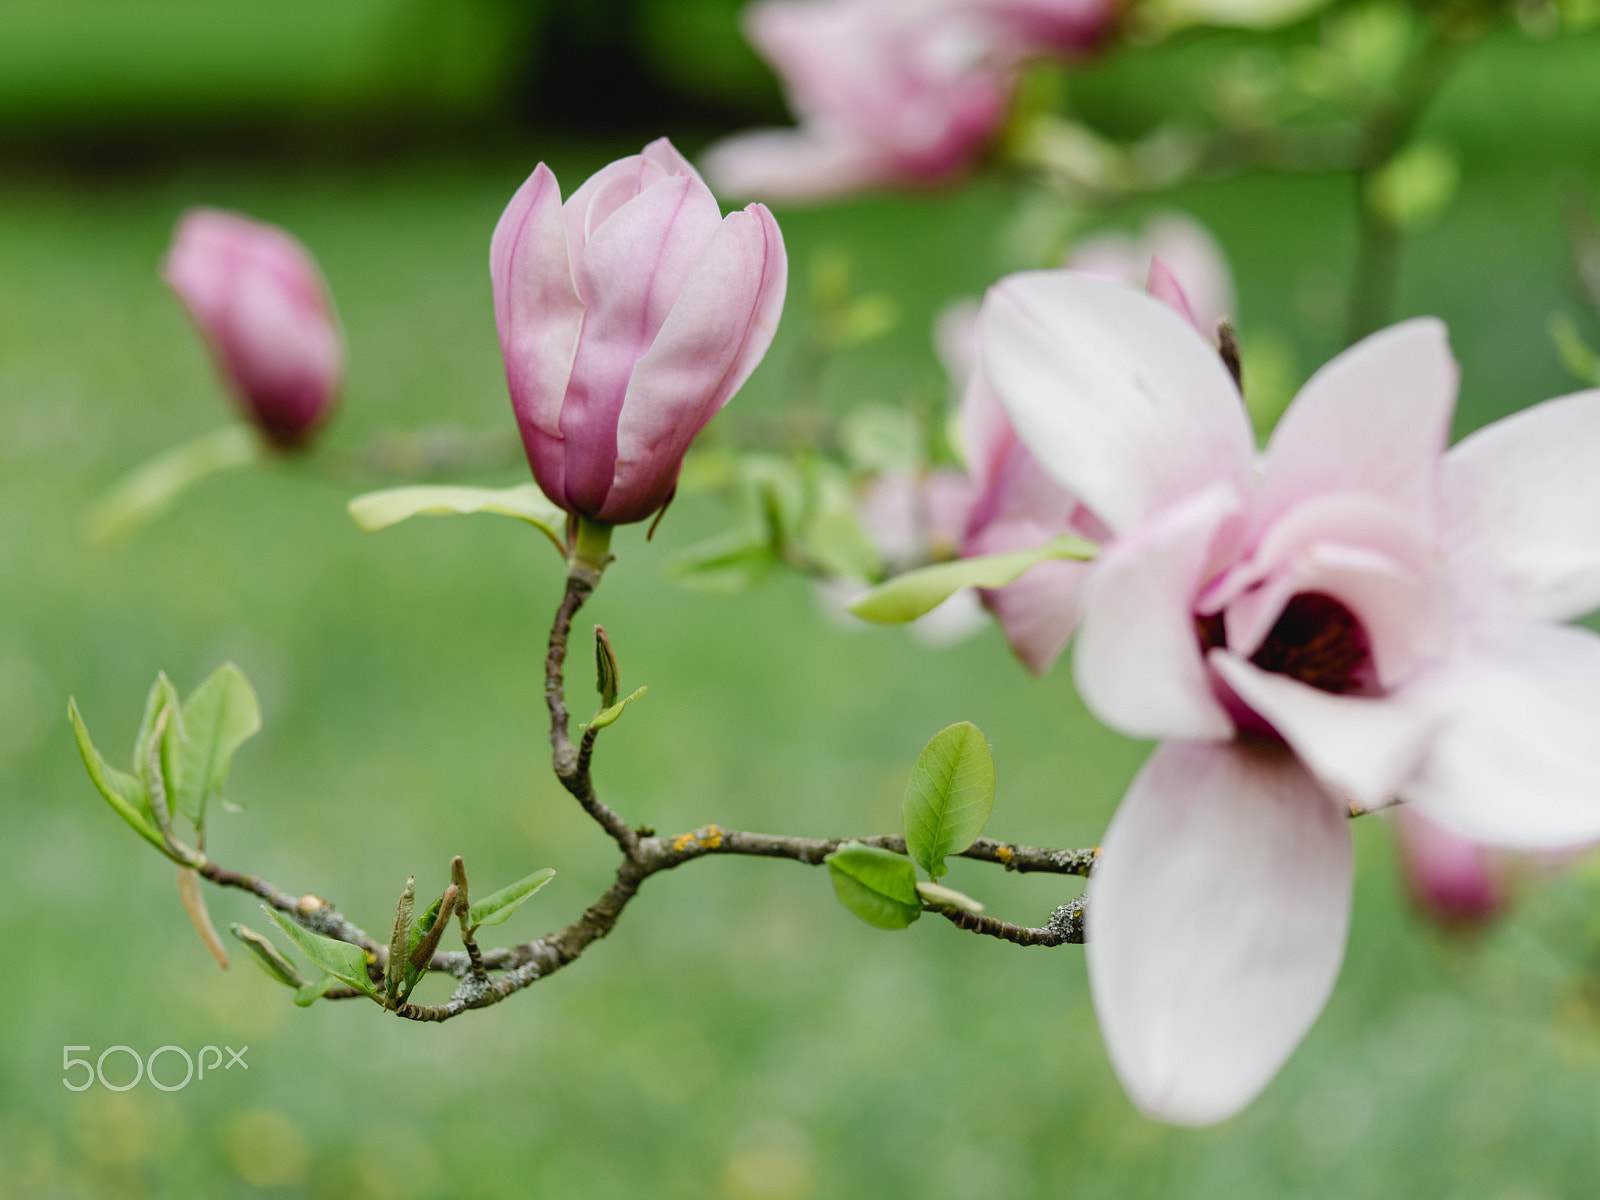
[1074,485,1241,740]
[978,271,1254,534]
[1209,652,1443,806]
[1258,318,1457,533]
[1440,388,1600,623]
[1405,623,1600,850]
[1088,740,1353,1126]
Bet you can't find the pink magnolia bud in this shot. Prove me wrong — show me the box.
[492,139,787,526]
[163,208,343,450]
[1394,807,1506,928]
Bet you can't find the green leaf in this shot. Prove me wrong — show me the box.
[133,673,184,802]
[468,868,556,930]
[263,907,377,998]
[840,404,922,474]
[85,425,260,545]
[229,923,307,989]
[347,483,566,556]
[408,893,445,960]
[582,687,646,732]
[176,663,261,827]
[902,722,996,880]
[667,530,779,593]
[67,698,165,853]
[1550,312,1600,385]
[824,842,922,930]
[915,881,986,915]
[848,534,1097,623]
[293,973,342,1007]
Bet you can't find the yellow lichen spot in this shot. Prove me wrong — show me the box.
[703,824,724,849]
[671,832,696,852]
[995,845,1014,865]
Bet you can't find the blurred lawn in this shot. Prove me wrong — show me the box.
[3,29,1600,1200]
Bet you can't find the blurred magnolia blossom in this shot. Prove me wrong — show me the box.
[1393,806,1507,927]
[931,225,1220,673]
[1066,212,1235,341]
[703,0,1119,205]
[977,269,1600,1124]
[816,468,990,645]
[492,138,787,526]
[163,208,344,450]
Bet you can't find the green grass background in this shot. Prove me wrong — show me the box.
[3,26,1600,1200]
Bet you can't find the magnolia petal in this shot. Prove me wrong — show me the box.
[1074,484,1241,740]
[490,163,585,501]
[1147,256,1202,335]
[1404,623,1600,850]
[1088,739,1352,1126]
[1439,388,1600,624]
[967,515,1088,675]
[700,128,892,204]
[608,204,787,523]
[978,271,1254,534]
[1258,318,1457,534]
[1209,651,1443,806]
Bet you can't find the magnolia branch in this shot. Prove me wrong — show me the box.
[185,564,1096,1022]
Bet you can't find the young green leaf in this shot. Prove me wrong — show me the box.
[582,687,647,732]
[133,673,184,801]
[902,722,995,880]
[468,868,556,930]
[175,662,261,826]
[347,483,565,556]
[293,973,342,1007]
[85,424,261,545]
[594,625,620,709]
[386,877,416,1003]
[263,907,377,998]
[848,534,1097,624]
[67,698,166,853]
[915,881,986,915]
[230,923,308,988]
[824,842,922,930]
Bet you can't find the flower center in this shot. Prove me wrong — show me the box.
[1195,591,1373,696]
[1248,592,1370,694]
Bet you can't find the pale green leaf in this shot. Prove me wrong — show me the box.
[915,881,986,915]
[85,425,260,545]
[468,868,556,929]
[902,722,996,880]
[293,973,342,1007]
[133,673,183,801]
[667,530,779,593]
[263,907,376,996]
[848,534,1097,623]
[582,687,646,732]
[67,698,165,853]
[176,662,261,826]
[229,923,306,988]
[347,484,566,555]
[824,842,922,930]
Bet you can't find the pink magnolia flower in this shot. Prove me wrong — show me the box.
[702,0,1017,204]
[981,0,1122,55]
[1067,212,1235,341]
[978,269,1600,1124]
[1393,807,1506,927]
[935,235,1219,674]
[492,139,787,526]
[163,208,344,450]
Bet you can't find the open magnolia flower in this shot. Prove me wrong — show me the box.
[977,270,1600,1125]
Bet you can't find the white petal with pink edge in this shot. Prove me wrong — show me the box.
[1074,484,1241,740]
[978,271,1254,535]
[1439,388,1600,624]
[1257,318,1457,535]
[1209,651,1444,807]
[1403,622,1600,850]
[1087,739,1352,1126]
